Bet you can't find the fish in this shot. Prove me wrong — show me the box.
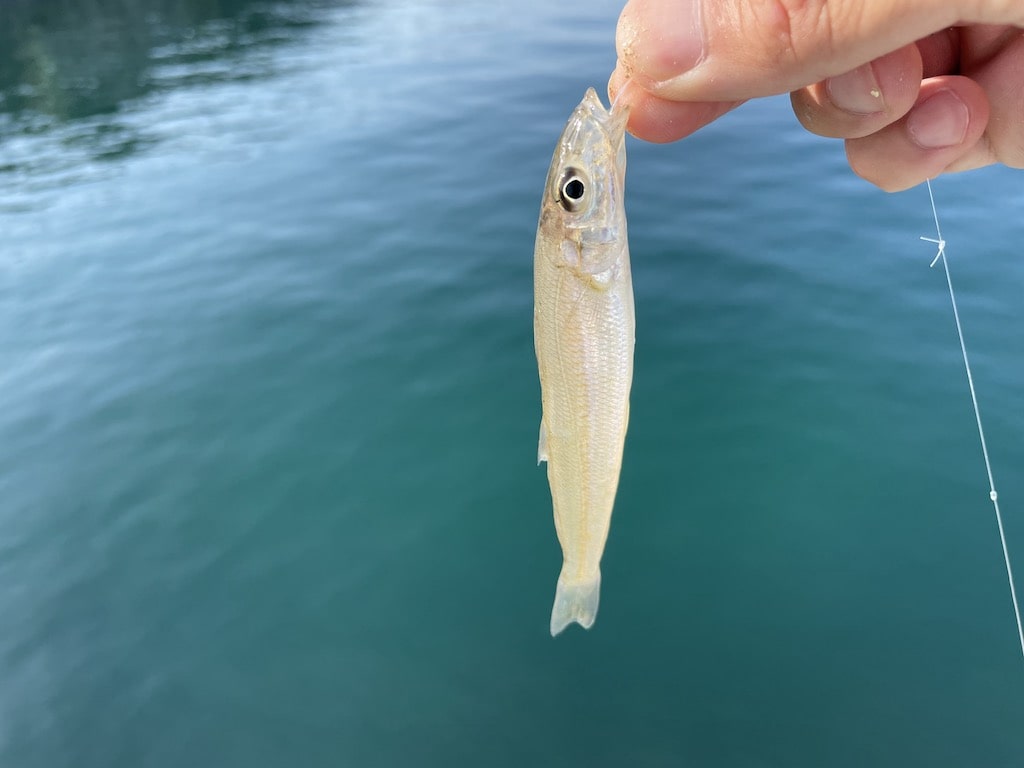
[534,87,634,636]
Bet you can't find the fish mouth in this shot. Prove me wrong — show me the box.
[553,88,630,154]
[577,87,629,145]
[553,88,629,179]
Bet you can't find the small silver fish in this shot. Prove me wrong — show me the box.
[534,88,634,636]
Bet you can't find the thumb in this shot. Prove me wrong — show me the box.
[616,0,1024,101]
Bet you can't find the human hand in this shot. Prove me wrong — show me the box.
[609,0,1024,191]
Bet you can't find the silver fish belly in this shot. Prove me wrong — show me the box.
[534,88,634,636]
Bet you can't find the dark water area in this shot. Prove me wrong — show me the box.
[2,1,1024,765]
[0,0,337,116]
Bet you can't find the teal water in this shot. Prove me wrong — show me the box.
[3,0,1024,764]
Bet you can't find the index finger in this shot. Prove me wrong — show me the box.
[615,0,1023,102]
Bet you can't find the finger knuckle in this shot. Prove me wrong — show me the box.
[965,0,1024,25]
[741,0,836,72]
[993,135,1024,169]
[993,94,1024,168]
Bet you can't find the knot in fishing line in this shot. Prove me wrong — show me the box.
[921,178,1024,664]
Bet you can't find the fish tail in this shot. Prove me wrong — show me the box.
[549,570,601,637]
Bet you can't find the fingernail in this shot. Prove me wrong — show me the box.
[907,89,969,149]
[617,0,705,84]
[825,64,885,115]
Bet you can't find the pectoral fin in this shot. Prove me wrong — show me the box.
[537,419,549,464]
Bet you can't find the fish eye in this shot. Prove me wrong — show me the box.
[557,167,589,212]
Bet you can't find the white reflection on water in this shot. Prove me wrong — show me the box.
[0,0,358,213]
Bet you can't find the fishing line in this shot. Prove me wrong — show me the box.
[921,178,1024,661]
[610,77,635,115]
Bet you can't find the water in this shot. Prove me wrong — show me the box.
[2,1,1023,765]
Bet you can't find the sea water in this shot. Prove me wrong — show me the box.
[2,1,1023,765]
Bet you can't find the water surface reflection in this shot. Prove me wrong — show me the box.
[0,0,355,173]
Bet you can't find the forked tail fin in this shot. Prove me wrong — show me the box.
[549,571,601,636]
